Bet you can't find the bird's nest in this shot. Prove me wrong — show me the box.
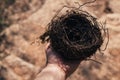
[40,7,106,60]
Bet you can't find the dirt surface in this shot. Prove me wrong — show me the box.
[0,0,120,80]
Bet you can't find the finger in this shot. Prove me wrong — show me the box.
[46,43,50,49]
[45,43,51,52]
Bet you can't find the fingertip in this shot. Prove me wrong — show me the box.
[45,42,51,53]
[46,43,50,49]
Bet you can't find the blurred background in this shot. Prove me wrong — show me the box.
[0,0,120,80]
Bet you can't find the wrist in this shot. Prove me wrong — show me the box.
[47,64,66,76]
[35,64,66,80]
[42,64,66,79]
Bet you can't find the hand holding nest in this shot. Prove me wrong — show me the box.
[46,43,80,78]
[35,43,80,80]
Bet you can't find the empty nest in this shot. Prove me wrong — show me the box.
[40,8,104,60]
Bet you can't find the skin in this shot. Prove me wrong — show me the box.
[34,43,80,80]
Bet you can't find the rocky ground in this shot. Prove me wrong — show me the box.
[0,0,120,80]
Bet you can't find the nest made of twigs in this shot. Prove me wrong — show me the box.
[40,9,103,60]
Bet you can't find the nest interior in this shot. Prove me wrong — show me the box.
[40,9,103,60]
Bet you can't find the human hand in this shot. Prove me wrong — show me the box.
[45,43,80,78]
